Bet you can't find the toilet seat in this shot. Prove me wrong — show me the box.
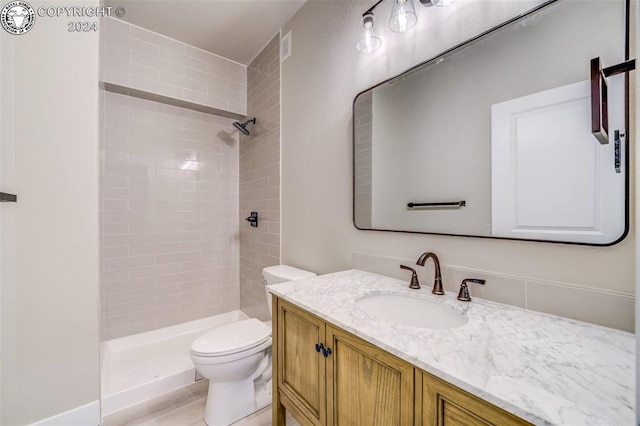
[191,318,271,357]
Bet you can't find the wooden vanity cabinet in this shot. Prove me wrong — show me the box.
[417,372,531,426]
[273,296,531,426]
[274,298,414,426]
[326,324,414,425]
[275,298,327,425]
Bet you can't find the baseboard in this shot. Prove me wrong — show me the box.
[29,401,100,426]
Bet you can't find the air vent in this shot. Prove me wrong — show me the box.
[280,31,291,63]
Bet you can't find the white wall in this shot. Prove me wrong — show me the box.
[634,0,639,421]
[281,0,634,303]
[0,28,17,426]
[1,1,100,424]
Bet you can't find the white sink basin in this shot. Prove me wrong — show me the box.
[355,294,468,330]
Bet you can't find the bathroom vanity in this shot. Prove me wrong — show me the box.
[269,270,634,425]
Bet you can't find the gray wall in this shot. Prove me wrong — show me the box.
[239,34,281,321]
[281,0,634,321]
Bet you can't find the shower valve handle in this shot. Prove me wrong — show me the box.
[245,212,258,228]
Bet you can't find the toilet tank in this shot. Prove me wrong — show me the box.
[263,265,316,317]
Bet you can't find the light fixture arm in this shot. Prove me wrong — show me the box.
[363,0,385,16]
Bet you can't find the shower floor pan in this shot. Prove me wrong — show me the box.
[101,310,250,416]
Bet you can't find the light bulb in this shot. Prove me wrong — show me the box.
[389,0,417,33]
[357,12,381,53]
[430,0,458,6]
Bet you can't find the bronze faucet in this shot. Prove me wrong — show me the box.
[457,278,486,302]
[400,265,420,289]
[416,252,444,295]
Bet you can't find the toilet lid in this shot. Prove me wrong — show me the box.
[191,318,271,357]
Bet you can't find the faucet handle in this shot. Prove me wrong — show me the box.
[400,265,421,289]
[457,278,486,302]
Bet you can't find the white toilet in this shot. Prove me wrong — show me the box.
[191,265,316,426]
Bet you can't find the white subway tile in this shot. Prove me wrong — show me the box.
[157,47,185,64]
[102,223,128,235]
[101,33,244,338]
[104,17,130,35]
[159,71,207,93]
[103,254,156,271]
[183,90,228,110]
[103,246,129,258]
[103,68,131,87]
[103,27,132,48]
[127,37,160,57]
[130,26,184,53]
[131,50,183,76]
[183,45,229,68]
[103,233,156,246]
[104,42,131,60]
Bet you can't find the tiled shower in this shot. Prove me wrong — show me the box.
[101,93,240,340]
[98,16,282,410]
[239,35,281,321]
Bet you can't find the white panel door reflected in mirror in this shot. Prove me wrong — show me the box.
[491,78,625,244]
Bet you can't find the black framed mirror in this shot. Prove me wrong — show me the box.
[353,0,630,245]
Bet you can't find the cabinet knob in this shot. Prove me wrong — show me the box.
[315,343,324,353]
[322,347,332,358]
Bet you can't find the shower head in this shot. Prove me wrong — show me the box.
[233,118,256,136]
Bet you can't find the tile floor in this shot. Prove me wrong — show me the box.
[131,401,295,426]
[102,381,299,426]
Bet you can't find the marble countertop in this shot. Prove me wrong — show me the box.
[268,270,635,426]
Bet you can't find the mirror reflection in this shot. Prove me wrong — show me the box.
[353,0,628,245]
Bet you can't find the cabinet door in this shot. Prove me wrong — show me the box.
[277,300,326,425]
[326,325,414,426]
[420,371,531,426]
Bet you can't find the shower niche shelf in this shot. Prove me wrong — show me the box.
[101,82,244,121]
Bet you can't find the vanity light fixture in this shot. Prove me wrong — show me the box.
[420,0,458,7]
[358,0,457,53]
[357,12,382,53]
[389,0,417,33]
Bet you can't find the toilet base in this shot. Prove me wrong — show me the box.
[204,378,254,426]
[203,378,272,426]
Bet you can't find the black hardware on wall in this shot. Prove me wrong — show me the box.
[407,201,466,209]
[614,130,622,174]
[590,57,636,145]
[0,192,17,203]
[245,211,258,227]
